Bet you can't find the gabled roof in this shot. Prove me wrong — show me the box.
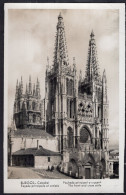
[13,147,61,156]
[11,129,54,139]
[109,149,119,156]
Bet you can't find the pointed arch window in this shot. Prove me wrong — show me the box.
[66,78,69,94]
[67,127,73,148]
[32,102,36,110]
[67,98,74,119]
[70,100,72,118]
[98,106,101,118]
[66,78,73,96]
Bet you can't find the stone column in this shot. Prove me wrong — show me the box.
[78,166,82,178]
[105,159,109,176]
[68,99,70,118]
[55,79,59,136]
[73,124,75,148]
[77,136,80,149]
[73,136,76,148]
[59,135,61,152]
[63,135,67,150]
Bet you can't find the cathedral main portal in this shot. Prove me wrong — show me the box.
[85,168,91,179]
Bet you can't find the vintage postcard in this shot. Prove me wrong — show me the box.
[4,3,125,193]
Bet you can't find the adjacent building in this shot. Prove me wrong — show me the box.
[109,150,119,178]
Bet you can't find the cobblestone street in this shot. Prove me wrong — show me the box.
[33,168,71,179]
[8,167,71,179]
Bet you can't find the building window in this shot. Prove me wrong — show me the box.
[48,157,50,162]
[98,107,100,117]
[66,78,73,96]
[80,127,90,143]
[67,99,74,119]
[67,127,73,148]
[32,102,36,110]
[66,78,69,94]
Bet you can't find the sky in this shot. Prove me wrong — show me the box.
[7,9,119,149]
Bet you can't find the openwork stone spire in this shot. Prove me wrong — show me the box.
[53,13,69,70]
[29,75,32,94]
[85,31,100,82]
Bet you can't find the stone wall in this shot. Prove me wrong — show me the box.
[11,137,59,153]
[34,156,61,169]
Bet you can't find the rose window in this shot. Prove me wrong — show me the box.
[80,128,90,143]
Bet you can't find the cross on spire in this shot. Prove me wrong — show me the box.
[58,12,62,19]
[90,30,94,38]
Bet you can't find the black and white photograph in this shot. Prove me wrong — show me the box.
[4,3,125,193]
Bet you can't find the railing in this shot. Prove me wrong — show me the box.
[78,93,92,100]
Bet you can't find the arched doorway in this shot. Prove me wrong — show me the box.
[84,162,92,179]
[67,127,73,148]
[81,154,96,179]
[68,159,78,176]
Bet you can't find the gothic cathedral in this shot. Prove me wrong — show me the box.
[45,13,109,178]
[12,13,109,179]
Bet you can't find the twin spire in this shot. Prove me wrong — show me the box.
[15,76,40,98]
[17,14,101,91]
[85,30,100,82]
[53,13,101,82]
[16,13,102,99]
[53,12,69,69]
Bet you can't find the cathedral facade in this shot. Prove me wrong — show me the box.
[11,13,109,179]
[45,13,109,179]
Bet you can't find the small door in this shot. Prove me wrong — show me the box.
[85,168,91,179]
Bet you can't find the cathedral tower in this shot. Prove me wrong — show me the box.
[45,13,77,152]
[44,13,109,178]
[85,30,100,83]
[13,77,42,129]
